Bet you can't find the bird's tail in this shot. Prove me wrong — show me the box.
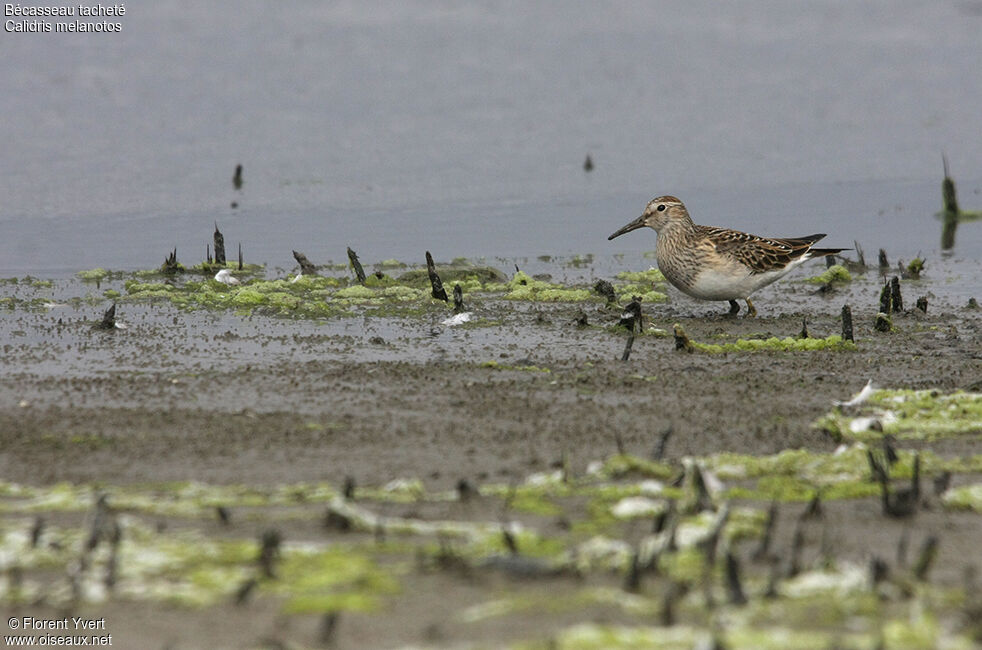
[809,248,848,257]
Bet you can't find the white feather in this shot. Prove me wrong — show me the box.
[214,269,240,285]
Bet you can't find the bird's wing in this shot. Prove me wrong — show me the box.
[700,226,826,274]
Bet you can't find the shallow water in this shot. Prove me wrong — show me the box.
[1,1,981,273]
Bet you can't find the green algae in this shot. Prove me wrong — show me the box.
[273,547,399,614]
[463,587,658,625]
[486,271,594,302]
[0,480,342,518]
[600,455,677,480]
[815,389,982,442]
[691,334,856,354]
[805,263,852,285]
[397,265,507,289]
[534,607,976,650]
[942,483,982,512]
[77,268,112,281]
[614,286,669,303]
[376,259,408,269]
[2,448,980,646]
[505,491,564,516]
[611,268,669,303]
[0,515,395,612]
[706,445,926,501]
[615,269,667,284]
[119,275,347,318]
[183,261,265,276]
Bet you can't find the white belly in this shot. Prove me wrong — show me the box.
[684,267,793,301]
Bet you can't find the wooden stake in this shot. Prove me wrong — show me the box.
[292,250,318,276]
[214,222,226,265]
[890,276,903,312]
[879,281,892,314]
[673,324,693,353]
[426,251,448,301]
[347,247,366,284]
[621,334,635,362]
[593,279,616,303]
[96,303,116,330]
[453,284,465,313]
[841,305,854,342]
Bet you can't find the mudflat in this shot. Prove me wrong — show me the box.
[1,257,980,649]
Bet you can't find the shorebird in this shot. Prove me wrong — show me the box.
[608,196,845,316]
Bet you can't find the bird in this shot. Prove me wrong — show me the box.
[608,196,846,316]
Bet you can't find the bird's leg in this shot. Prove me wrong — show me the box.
[744,299,757,318]
[727,300,740,317]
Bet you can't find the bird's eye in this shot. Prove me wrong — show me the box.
[657,204,666,212]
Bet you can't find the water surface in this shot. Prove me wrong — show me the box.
[2,1,981,273]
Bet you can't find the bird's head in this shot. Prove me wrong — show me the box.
[608,196,688,240]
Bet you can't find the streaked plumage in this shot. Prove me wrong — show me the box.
[608,196,845,316]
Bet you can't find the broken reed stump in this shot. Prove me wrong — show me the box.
[652,425,673,461]
[878,249,889,272]
[799,317,809,339]
[621,334,635,362]
[854,241,866,269]
[214,223,226,265]
[206,244,212,265]
[916,296,928,313]
[879,281,892,314]
[583,154,593,172]
[161,248,182,274]
[841,305,854,342]
[96,303,116,330]
[673,323,693,353]
[292,250,318,276]
[725,552,747,606]
[619,297,642,332]
[874,312,892,333]
[319,613,339,647]
[238,243,243,270]
[425,251,448,301]
[941,153,959,250]
[752,501,778,562]
[347,247,367,284]
[257,529,282,579]
[913,535,939,580]
[593,279,616,303]
[233,164,243,190]
[30,516,44,548]
[453,284,465,313]
[890,276,903,312]
[216,506,231,526]
[901,258,924,280]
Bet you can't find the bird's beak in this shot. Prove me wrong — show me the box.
[607,215,646,240]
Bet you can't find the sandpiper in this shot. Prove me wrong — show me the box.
[608,196,845,316]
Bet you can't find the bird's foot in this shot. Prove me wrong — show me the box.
[745,299,757,318]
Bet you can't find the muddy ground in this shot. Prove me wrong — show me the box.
[1,257,980,649]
